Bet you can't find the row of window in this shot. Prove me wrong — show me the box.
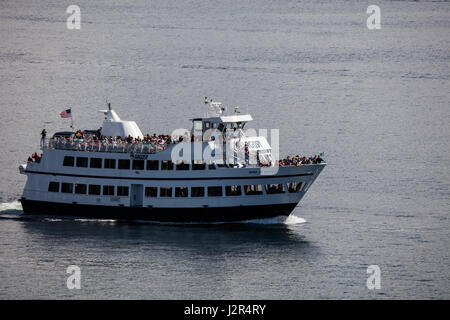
[48,182,129,196]
[47,182,305,197]
[63,156,215,171]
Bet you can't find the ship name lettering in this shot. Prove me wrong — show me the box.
[130,154,148,160]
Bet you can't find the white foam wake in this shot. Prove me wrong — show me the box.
[134,215,306,226]
[238,214,306,225]
[74,218,117,224]
[0,201,23,214]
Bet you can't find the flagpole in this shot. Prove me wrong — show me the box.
[70,107,74,131]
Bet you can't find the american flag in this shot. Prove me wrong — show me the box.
[60,108,71,118]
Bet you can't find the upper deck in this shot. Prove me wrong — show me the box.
[34,100,325,168]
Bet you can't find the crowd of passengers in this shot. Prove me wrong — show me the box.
[72,129,180,145]
[46,129,183,153]
[40,128,325,166]
[278,154,325,166]
[27,152,42,163]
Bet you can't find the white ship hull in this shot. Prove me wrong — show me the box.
[19,104,326,222]
[20,148,325,222]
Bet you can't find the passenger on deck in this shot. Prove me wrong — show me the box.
[40,129,47,147]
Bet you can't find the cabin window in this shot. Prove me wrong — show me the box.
[244,185,263,195]
[161,160,173,170]
[265,184,285,194]
[74,184,87,194]
[176,161,190,170]
[145,187,157,197]
[208,186,223,197]
[76,157,88,168]
[160,187,172,197]
[48,182,59,192]
[225,185,242,196]
[194,121,203,131]
[288,182,304,193]
[88,184,101,195]
[61,183,73,193]
[103,185,115,196]
[191,187,204,197]
[192,161,206,170]
[146,160,159,170]
[104,159,116,169]
[118,159,130,170]
[90,158,102,168]
[132,160,144,170]
[117,186,129,196]
[175,187,188,197]
[63,156,74,167]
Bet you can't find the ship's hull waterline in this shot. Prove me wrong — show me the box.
[20,199,297,222]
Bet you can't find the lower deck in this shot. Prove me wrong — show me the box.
[20,159,325,221]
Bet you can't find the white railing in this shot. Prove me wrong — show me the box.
[43,138,169,154]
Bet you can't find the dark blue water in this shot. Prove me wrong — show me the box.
[1,0,449,299]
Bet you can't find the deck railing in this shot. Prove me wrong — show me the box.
[43,138,170,154]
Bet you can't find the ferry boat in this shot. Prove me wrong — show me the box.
[19,100,326,222]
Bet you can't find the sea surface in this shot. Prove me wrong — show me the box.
[0,0,449,299]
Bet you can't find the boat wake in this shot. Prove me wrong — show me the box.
[134,215,306,226]
[239,214,306,225]
[0,201,23,215]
